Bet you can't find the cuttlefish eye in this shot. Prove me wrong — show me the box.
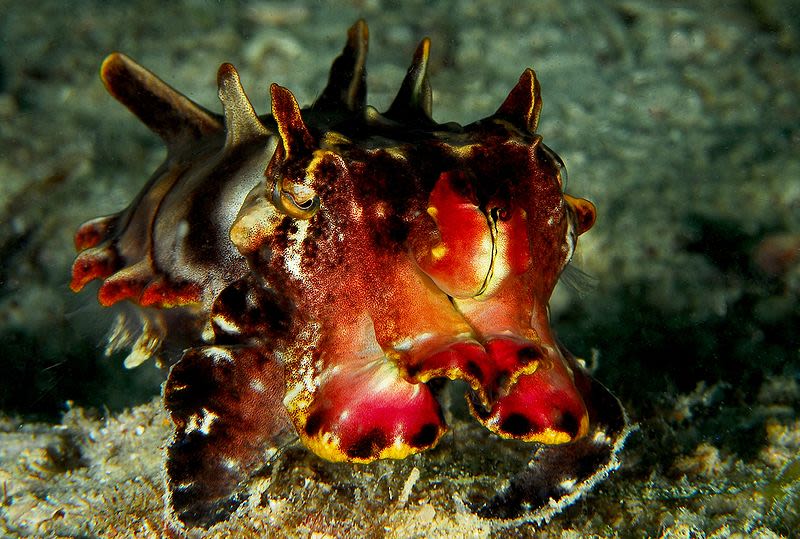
[271,178,320,219]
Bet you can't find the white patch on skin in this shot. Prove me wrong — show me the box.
[283,381,305,406]
[479,236,493,258]
[302,369,317,392]
[199,408,218,435]
[284,219,309,281]
[185,414,200,434]
[394,338,413,351]
[212,315,241,335]
[183,407,218,436]
[562,217,576,262]
[201,321,215,343]
[206,347,234,364]
[485,235,511,296]
[175,220,190,244]
[250,379,266,393]
[393,332,434,352]
[223,458,239,470]
[474,235,494,291]
[317,364,341,385]
[182,145,272,286]
[363,358,399,395]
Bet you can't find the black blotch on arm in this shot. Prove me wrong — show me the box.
[410,423,439,448]
[500,413,534,437]
[557,412,580,439]
[345,428,389,460]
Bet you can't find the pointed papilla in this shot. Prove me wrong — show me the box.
[493,68,542,133]
[217,63,268,147]
[270,84,315,160]
[70,246,119,292]
[101,53,222,150]
[314,19,369,112]
[73,215,117,251]
[385,38,433,124]
[97,260,152,306]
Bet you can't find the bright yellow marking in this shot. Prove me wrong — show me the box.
[383,147,409,161]
[426,206,438,219]
[301,428,442,464]
[302,431,349,463]
[430,244,447,260]
[525,428,573,445]
[505,359,540,391]
[377,437,437,460]
[320,130,352,148]
[523,413,590,445]
[306,149,333,176]
[413,38,431,100]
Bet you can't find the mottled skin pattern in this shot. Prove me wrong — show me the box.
[71,21,628,530]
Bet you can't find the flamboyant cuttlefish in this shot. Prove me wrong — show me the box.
[70,20,629,529]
